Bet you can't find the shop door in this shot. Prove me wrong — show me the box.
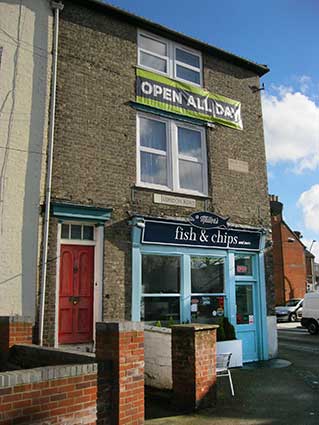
[59,245,94,344]
[235,284,258,362]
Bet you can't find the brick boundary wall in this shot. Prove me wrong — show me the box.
[96,321,144,425]
[0,317,33,365]
[0,363,98,425]
[0,319,145,425]
[172,324,218,411]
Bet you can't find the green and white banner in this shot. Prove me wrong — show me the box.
[136,68,243,130]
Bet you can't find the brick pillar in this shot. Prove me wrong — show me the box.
[0,316,33,364]
[96,321,144,425]
[172,324,218,411]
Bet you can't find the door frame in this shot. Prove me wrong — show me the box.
[54,222,104,347]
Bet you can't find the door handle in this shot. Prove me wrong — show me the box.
[69,296,80,305]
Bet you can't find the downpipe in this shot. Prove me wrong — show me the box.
[38,1,64,346]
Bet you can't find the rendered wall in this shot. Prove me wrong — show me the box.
[144,325,172,390]
[0,0,52,318]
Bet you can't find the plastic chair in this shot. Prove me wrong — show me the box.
[216,352,235,396]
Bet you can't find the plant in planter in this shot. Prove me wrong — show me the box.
[216,317,236,341]
[215,317,243,367]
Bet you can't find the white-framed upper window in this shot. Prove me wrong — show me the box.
[138,31,202,87]
[136,112,208,196]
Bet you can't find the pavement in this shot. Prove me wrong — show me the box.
[145,323,319,425]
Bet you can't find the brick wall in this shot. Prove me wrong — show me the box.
[0,364,98,425]
[96,322,144,425]
[281,224,306,301]
[43,0,272,334]
[0,320,145,425]
[0,317,33,366]
[271,213,306,304]
[172,324,217,411]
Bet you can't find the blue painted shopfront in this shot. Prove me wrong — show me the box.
[131,216,269,363]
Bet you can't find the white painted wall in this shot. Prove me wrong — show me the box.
[144,325,172,389]
[0,0,52,318]
[267,315,278,358]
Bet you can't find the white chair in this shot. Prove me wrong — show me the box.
[216,352,235,396]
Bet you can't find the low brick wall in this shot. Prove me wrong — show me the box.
[0,317,33,366]
[0,363,99,425]
[9,344,96,369]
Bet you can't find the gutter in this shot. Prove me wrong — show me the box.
[38,1,64,346]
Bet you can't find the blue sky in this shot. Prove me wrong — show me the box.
[108,0,319,260]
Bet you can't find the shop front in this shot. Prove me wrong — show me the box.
[131,213,269,363]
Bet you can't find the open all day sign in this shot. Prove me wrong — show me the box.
[136,68,243,130]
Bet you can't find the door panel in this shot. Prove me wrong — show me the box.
[235,284,258,362]
[59,245,94,344]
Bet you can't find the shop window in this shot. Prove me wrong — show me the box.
[138,31,202,86]
[141,297,180,322]
[235,255,253,276]
[191,296,225,323]
[61,223,94,241]
[190,256,225,323]
[191,256,224,293]
[137,113,207,196]
[141,255,180,323]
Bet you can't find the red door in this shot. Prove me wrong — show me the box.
[59,245,94,344]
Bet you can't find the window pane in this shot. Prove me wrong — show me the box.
[176,64,200,84]
[140,51,167,73]
[142,255,180,293]
[178,127,202,159]
[61,224,69,239]
[236,285,253,325]
[71,224,81,239]
[140,117,166,151]
[191,257,224,293]
[140,35,167,56]
[83,225,94,240]
[235,255,253,276]
[141,152,167,185]
[141,297,180,323]
[179,159,203,192]
[191,296,225,323]
[176,48,200,68]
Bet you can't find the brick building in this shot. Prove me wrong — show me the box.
[270,195,307,305]
[40,0,274,362]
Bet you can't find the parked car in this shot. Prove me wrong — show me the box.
[301,292,319,335]
[275,298,303,322]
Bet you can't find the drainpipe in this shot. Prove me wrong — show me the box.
[38,1,64,346]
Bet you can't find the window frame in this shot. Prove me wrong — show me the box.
[136,112,208,197]
[138,30,203,87]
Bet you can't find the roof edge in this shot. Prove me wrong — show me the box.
[66,0,270,77]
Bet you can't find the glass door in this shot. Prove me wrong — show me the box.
[234,254,259,362]
[235,284,258,361]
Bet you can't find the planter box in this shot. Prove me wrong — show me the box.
[216,339,243,368]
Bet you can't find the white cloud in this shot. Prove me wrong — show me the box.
[262,88,319,173]
[298,184,319,237]
[297,75,311,94]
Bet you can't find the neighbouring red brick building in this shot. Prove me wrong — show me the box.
[270,195,307,305]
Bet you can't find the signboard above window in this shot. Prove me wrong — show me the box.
[141,218,261,251]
